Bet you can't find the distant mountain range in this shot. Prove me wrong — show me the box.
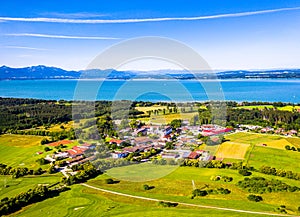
[1,65,300,80]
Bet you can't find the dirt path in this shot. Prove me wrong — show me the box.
[81,183,298,217]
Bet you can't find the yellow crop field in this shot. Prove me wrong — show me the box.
[216,142,250,159]
[258,139,293,150]
[135,106,168,113]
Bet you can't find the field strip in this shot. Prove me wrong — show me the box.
[81,183,296,217]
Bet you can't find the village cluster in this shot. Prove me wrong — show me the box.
[40,121,299,172]
[41,123,234,171]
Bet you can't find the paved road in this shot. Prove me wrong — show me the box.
[81,183,298,217]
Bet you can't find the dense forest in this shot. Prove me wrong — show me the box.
[0,98,300,137]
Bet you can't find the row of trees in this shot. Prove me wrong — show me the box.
[259,165,300,181]
[0,185,68,215]
[0,163,43,178]
[237,177,300,194]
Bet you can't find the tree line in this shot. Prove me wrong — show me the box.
[0,163,43,178]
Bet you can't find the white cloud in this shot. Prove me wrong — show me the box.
[39,12,108,19]
[4,45,49,51]
[6,33,120,40]
[0,7,300,24]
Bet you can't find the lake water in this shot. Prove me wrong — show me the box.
[0,79,299,103]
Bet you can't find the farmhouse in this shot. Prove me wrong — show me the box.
[53,152,69,160]
[123,146,141,153]
[161,152,179,159]
[109,139,124,146]
[47,140,73,147]
[188,151,200,159]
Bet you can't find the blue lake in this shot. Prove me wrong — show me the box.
[0,79,299,103]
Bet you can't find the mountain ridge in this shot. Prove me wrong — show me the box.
[1,65,300,80]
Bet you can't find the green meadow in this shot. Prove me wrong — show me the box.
[248,146,300,173]
[0,134,46,168]
[0,174,62,199]
[88,165,300,215]
[10,184,268,217]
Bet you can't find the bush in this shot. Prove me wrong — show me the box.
[158,201,178,207]
[104,178,114,184]
[238,169,252,176]
[44,147,51,152]
[192,189,208,197]
[247,194,263,202]
[36,158,49,165]
[143,184,150,190]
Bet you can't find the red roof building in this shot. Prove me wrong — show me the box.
[188,152,200,159]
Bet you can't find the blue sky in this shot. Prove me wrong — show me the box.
[0,0,300,70]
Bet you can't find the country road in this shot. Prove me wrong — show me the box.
[81,183,299,217]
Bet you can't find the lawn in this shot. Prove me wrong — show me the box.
[215,142,250,159]
[248,146,300,173]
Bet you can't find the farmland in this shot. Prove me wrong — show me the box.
[2,132,300,216]
[138,112,199,125]
[215,142,249,159]
[234,105,300,111]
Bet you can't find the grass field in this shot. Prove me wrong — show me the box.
[226,132,282,144]
[88,166,300,215]
[106,163,179,182]
[0,134,48,168]
[215,142,249,159]
[248,146,300,173]
[2,164,300,216]
[11,184,269,217]
[0,134,78,169]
